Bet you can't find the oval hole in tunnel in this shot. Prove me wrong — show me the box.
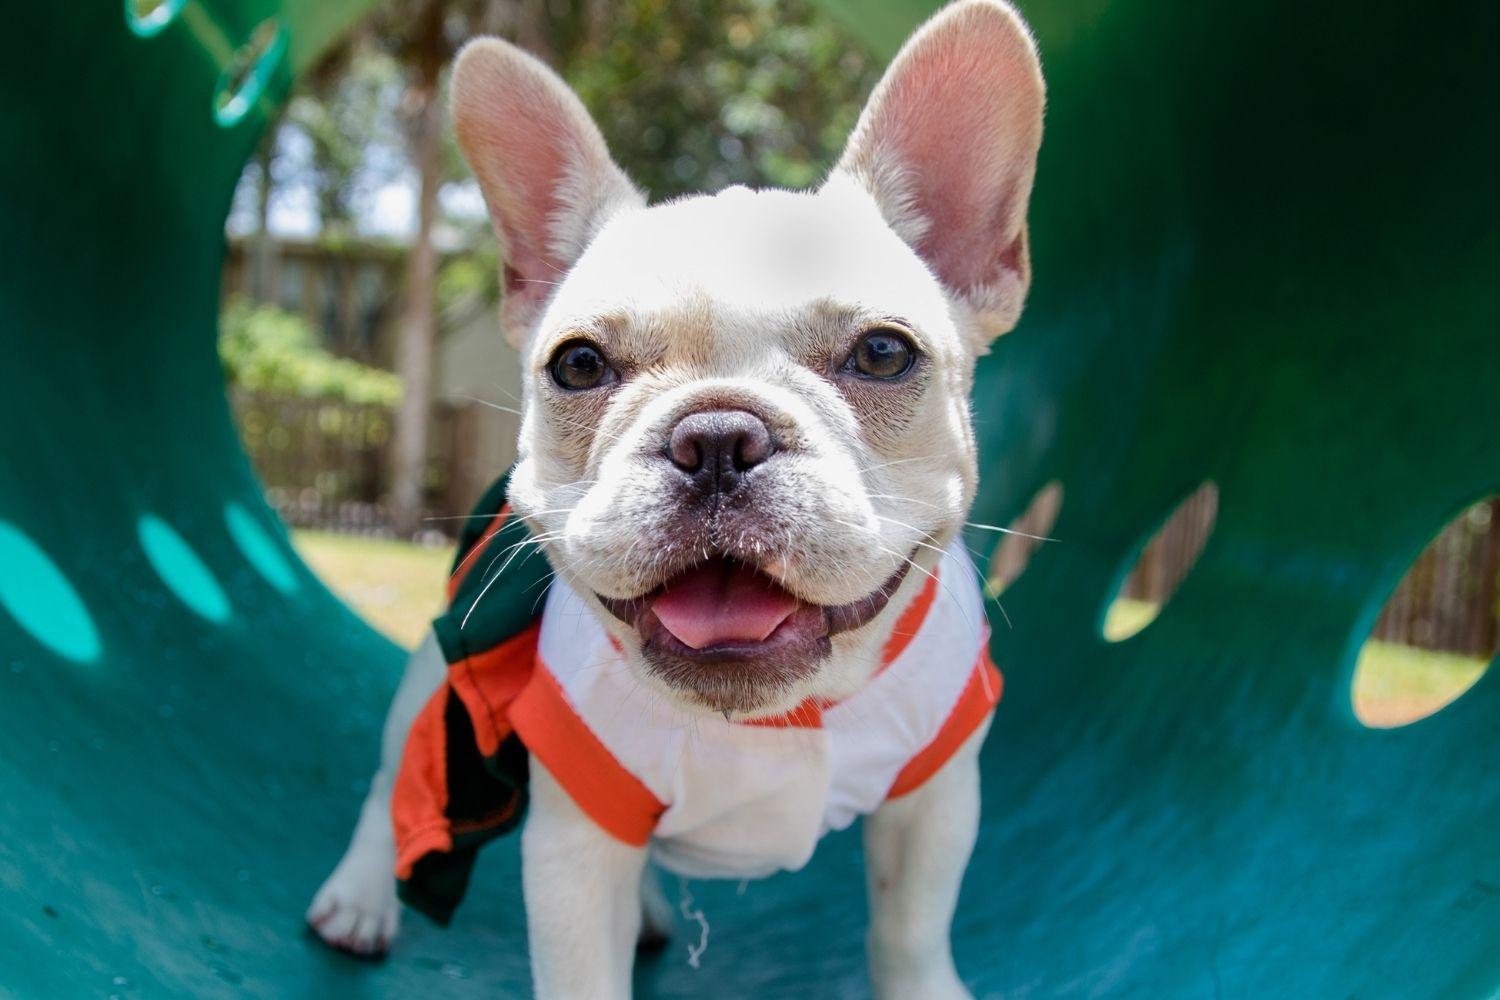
[986,480,1063,597]
[1101,481,1218,642]
[1351,495,1498,728]
[212,18,287,128]
[138,515,232,624]
[0,522,102,664]
[224,502,300,596]
[123,0,187,38]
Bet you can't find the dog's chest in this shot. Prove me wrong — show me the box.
[535,545,990,881]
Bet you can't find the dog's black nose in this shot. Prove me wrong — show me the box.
[667,410,773,495]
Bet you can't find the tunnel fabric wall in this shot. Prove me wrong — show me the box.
[0,0,1496,997]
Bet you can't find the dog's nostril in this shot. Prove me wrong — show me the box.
[732,421,771,471]
[667,435,702,473]
[667,410,774,483]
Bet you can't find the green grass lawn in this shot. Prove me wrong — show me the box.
[293,530,454,649]
[1349,639,1489,728]
[296,534,1491,727]
[1102,596,1163,642]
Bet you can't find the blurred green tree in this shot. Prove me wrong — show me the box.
[430,0,880,318]
[370,0,501,537]
[554,0,879,196]
[220,298,403,405]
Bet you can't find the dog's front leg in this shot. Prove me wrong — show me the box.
[863,722,988,1000]
[307,630,448,954]
[523,760,647,999]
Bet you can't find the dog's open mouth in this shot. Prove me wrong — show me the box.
[596,555,912,715]
[653,558,805,649]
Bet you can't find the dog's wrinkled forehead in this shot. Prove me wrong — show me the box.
[538,182,953,351]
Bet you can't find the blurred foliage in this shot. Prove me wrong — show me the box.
[429,0,880,304]
[547,0,880,196]
[438,236,500,313]
[248,0,878,233]
[233,0,879,328]
[220,298,404,405]
[284,50,407,236]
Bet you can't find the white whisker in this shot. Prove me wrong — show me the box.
[966,520,1058,543]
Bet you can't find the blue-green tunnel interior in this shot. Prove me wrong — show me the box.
[0,1,1497,996]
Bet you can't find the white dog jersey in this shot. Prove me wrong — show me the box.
[507,542,999,880]
[393,518,1000,916]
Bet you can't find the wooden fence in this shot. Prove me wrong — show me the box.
[1367,498,1500,657]
[230,388,481,540]
[1122,487,1500,658]
[1117,482,1220,615]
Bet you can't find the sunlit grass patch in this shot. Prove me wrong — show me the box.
[1102,597,1161,642]
[1352,639,1488,728]
[293,531,453,649]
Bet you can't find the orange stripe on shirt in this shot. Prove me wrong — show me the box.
[510,658,666,847]
[886,645,1002,799]
[391,687,457,880]
[877,571,940,672]
[742,698,826,729]
[447,619,541,758]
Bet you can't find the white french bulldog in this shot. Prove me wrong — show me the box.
[307,2,1044,997]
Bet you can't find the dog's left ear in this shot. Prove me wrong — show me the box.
[451,38,645,348]
[830,0,1044,344]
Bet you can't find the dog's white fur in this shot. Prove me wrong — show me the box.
[307,3,1043,996]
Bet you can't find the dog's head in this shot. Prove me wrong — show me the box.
[452,0,1043,718]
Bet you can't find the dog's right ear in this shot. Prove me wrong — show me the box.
[451,39,645,348]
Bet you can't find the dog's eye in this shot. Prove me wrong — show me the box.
[549,340,613,391]
[848,328,916,380]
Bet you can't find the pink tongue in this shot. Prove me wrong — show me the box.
[651,560,800,650]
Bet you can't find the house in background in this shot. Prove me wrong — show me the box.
[222,236,404,367]
[222,235,520,531]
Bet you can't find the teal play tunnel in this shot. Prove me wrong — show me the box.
[1,1,1497,996]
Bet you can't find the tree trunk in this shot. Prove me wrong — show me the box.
[1468,498,1500,656]
[248,121,279,302]
[389,19,444,539]
[518,0,556,65]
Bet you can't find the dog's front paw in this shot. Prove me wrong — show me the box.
[306,845,400,958]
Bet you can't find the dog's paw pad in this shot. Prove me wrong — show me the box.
[306,860,400,958]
